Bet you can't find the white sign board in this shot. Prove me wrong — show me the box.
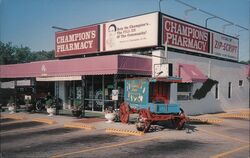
[16,80,32,86]
[112,89,119,101]
[211,32,239,61]
[103,12,158,51]
[153,63,169,78]
[0,81,15,89]
[25,95,32,100]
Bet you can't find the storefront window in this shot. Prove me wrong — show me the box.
[64,75,124,112]
[103,75,114,110]
[84,75,125,112]
[85,76,94,110]
[177,83,193,100]
[92,76,103,111]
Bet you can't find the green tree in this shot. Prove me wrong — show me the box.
[0,42,16,65]
[32,50,54,61]
[13,45,31,63]
[0,41,55,65]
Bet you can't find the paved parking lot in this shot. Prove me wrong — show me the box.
[0,110,249,158]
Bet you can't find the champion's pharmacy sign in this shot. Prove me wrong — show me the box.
[162,15,210,54]
[55,25,99,57]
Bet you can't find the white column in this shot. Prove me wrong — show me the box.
[58,81,67,109]
[152,50,166,77]
[170,83,177,103]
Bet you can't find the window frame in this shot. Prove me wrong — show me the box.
[228,82,232,99]
[177,83,193,101]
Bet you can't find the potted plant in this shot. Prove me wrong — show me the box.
[46,97,56,116]
[71,99,82,118]
[7,96,16,114]
[104,106,116,123]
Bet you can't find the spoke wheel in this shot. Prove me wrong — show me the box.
[136,109,151,132]
[35,100,43,111]
[119,102,130,123]
[172,108,185,130]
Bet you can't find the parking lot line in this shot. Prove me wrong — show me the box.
[1,114,27,120]
[32,118,57,125]
[199,128,249,144]
[210,144,250,158]
[0,120,28,126]
[0,124,53,135]
[50,135,162,158]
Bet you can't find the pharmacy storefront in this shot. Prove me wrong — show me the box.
[0,12,248,114]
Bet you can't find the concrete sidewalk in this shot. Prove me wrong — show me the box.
[1,107,249,136]
[0,110,143,135]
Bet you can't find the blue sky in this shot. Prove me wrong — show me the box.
[0,0,249,61]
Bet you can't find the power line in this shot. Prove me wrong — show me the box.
[175,0,249,31]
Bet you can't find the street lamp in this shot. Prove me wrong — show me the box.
[235,29,246,38]
[159,0,162,12]
[184,7,196,20]
[158,0,169,12]
[205,16,217,28]
[222,23,234,33]
[52,26,68,31]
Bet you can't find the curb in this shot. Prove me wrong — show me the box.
[240,111,250,115]
[217,114,249,120]
[1,114,27,120]
[0,120,28,125]
[64,123,96,130]
[106,128,144,136]
[189,117,224,124]
[32,118,57,125]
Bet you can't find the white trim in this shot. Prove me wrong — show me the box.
[36,76,82,81]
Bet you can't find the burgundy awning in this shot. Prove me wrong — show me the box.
[176,63,208,82]
[0,55,152,79]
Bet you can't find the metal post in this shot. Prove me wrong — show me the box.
[114,74,118,109]
[81,76,86,117]
[91,76,94,111]
[32,78,36,94]
[102,75,105,112]
[14,80,17,109]
[164,41,168,64]
[55,81,59,115]
[159,0,162,12]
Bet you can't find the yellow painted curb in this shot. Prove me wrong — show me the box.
[0,120,28,125]
[106,128,144,136]
[1,114,27,120]
[32,118,57,125]
[189,117,224,124]
[240,111,250,115]
[64,123,95,130]
[217,113,250,120]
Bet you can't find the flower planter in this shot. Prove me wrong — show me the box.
[105,113,116,123]
[72,110,82,117]
[26,104,34,113]
[47,107,56,116]
[8,106,15,114]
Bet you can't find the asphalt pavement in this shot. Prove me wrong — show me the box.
[0,108,249,158]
